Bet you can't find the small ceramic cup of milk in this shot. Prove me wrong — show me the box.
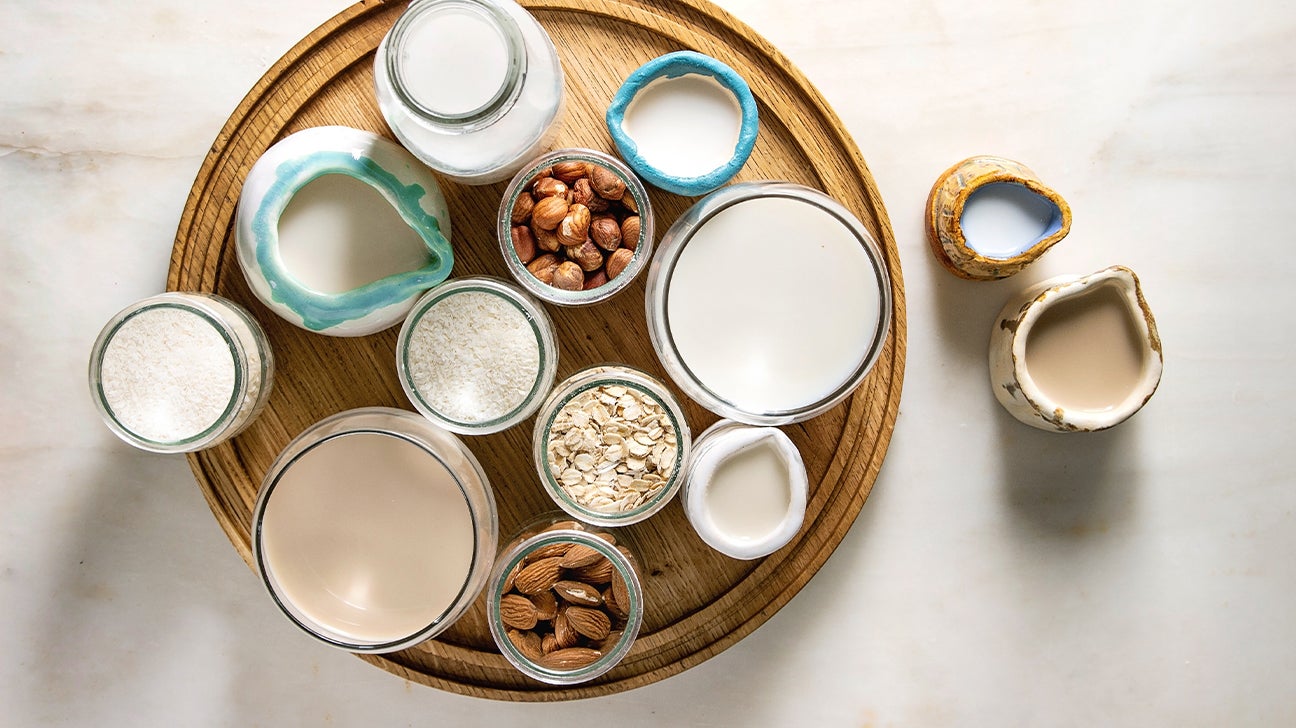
[88,292,274,453]
[989,265,1163,432]
[682,420,808,560]
[605,51,759,196]
[251,408,499,652]
[645,182,891,425]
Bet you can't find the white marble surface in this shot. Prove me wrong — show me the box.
[3,0,1294,724]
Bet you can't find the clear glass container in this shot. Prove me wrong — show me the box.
[88,292,274,453]
[532,364,691,527]
[396,276,559,435]
[251,407,499,653]
[498,148,654,307]
[374,0,564,185]
[486,513,644,685]
[644,182,893,426]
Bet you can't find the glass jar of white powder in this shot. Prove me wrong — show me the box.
[88,292,275,453]
[396,276,558,435]
[373,0,565,185]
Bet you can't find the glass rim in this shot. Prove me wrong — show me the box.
[385,0,528,130]
[88,294,249,453]
[645,182,893,426]
[397,276,557,435]
[251,421,488,653]
[533,365,690,527]
[497,148,654,307]
[486,528,643,683]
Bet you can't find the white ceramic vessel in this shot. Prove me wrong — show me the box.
[235,126,453,337]
[989,265,1164,432]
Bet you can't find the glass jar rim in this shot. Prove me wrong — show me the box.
[645,182,892,426]
[497,148,655,307]
[532,364,691,527]
[397,276,558,435]
[385,0,528,130]
[486,527,643,683]
[251,408,495,653]
[88,293,250,453]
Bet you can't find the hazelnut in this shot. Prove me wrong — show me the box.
[557,204,591,247]
[567,240,605,272]
[589,216,622,251]
[583,270,608,290]
[532,224,561,253]
[526,254,561,285]
[551,261,584,290]
[511,193,534,224]
[532,177,568,200]
[606,248,634,280]
[552,161,588,184]
[590,166,626,201]
[511,225,537,263]
[532,196,569,230]
[620,216,641,251]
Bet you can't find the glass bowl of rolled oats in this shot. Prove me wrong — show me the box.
[532,364,692,527]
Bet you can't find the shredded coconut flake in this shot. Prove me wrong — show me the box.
[100,307,236,443]
[406,290,541,423]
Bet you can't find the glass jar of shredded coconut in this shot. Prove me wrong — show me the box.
[397,276,558,435]
[88,292,275,453]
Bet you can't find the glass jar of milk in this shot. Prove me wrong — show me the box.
[374,0,565,185]
[252,408,499,653]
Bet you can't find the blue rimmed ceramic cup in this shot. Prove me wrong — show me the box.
[235,126,454,337]
[605,51,758,197]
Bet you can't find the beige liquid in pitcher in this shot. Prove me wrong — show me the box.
[259,432,474,643]
[1025,286,1146,412]
[704,441,791,541]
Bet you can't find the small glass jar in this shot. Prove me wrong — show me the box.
[88,292,274,453]
[251,408,499,653]
[397,276,559,435]
[498,148,654,307]
[644,182,892,426]
[532,365,691,527]
[374,0,564,185]
[486,514,644,685]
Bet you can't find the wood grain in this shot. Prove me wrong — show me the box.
[170,0,907,701]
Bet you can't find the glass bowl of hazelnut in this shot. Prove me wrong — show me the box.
[498,148,654,306]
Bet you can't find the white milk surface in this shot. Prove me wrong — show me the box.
[666,196,881,413]
[959,182,1057,258]
[623,74,742,178]
[704,439,791,541]
[276,174,431,294]
[397,6,509,116]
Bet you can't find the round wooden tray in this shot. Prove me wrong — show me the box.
[170,0,906,701]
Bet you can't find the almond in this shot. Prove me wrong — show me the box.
[553,580,602,606]
[538,647,603,671]
[513,556,563,595]
[524,542,570,563]
[559,543,603,569]
[565,605,611,641]
[621,216,641,251]
[611,566,631,614]
[502,562,521,593]
[532,590,559,621]
[506,628,543,662]
[603,585,627,620]
[499,593,538,630]
[596,630,624,652]
[541,633,558,655]
[553,609,579,649]
[571,558,614,585]
[542,520,583,533]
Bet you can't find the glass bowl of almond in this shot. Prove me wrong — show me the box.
[497,148,654,307]
[486,515,643,684]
